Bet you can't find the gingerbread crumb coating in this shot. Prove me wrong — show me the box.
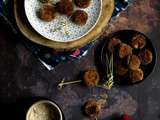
[119,43,133,59]
[139,49,153,65]
[130,68,144,82]
[128,55,141,70]
[38,4,56,22]
[71,10,88,26]
[83,69,100,87]
[84,100,101,117]
[131,34,146,49]
[108,38,122,53]
[74,0,91,8]
[56,0,73,16]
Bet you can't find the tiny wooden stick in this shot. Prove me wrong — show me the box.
[57,78,82,89]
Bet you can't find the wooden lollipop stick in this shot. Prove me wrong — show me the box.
[57,78,82,89]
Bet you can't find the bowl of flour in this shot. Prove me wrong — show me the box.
[26,100,63,120]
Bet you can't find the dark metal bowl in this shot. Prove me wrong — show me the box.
[101,30,156,85]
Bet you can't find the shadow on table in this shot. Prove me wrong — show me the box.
[0,97,46,120]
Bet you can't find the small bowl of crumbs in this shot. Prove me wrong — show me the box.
[26,100,63,120]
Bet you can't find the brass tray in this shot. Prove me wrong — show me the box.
[14,0,114,51]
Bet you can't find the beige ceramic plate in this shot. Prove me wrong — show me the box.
[24,0,102,42]
[14,0,114,51]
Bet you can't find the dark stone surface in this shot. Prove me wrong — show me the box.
[0,0,160,120]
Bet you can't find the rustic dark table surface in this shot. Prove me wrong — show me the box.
[0,0,160,120]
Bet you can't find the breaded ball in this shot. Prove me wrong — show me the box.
[74,0,91,8]
[119,43,133,59]
[71,10,88,26]
[84,100,101,117]
[83,69,100,87]
[116,62,128,76]
[128,55,141,70]
[39,0,50,3]
[108,38,122,53]
[38,4,56,22]
[56,0,73,16]
[130,68,144,82]
[139,49,153,65]
[131,34,146,49]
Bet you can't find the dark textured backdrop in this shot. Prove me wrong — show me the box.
[0,0,160,120]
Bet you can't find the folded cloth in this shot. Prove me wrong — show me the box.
[113,0,129,17]
[0,0,129,70]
